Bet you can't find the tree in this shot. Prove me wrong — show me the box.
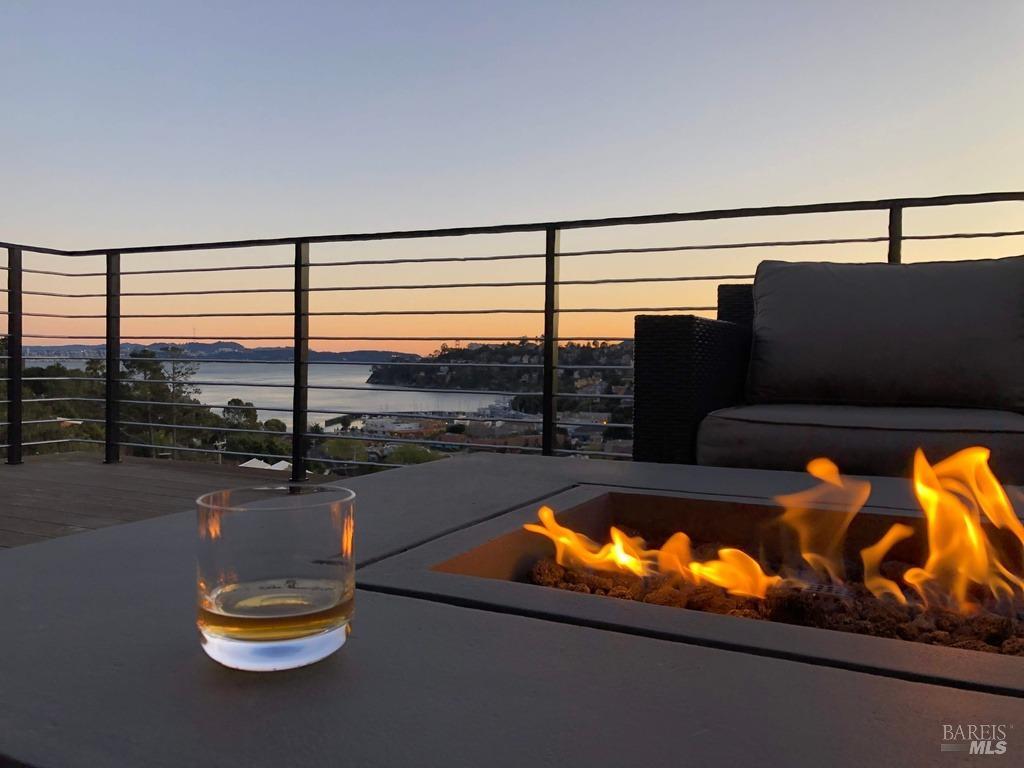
[263,418,287,432]
[121,349,168,455]
[161,346,199,458]
[603,403,634,440]
[223,398,259,429]
[161,346,199,401]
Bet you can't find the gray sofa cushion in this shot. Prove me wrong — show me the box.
[696,404,1024,483]
[746,256,1024,412]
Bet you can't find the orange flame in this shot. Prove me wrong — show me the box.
[689,548,781,598]
[904,448,1023,611]
[524,448,1022,615]
[775,458,871,582]
[524,507,780,596]
[860,523,915,603]
[524,506,656,576]
[657,532,693,578]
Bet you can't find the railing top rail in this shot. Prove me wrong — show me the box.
[3,190,1022,258]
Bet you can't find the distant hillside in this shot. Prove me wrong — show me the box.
[367,339,634,414]
[23,342,418,364]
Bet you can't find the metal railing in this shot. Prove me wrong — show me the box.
[2,190,1023,479]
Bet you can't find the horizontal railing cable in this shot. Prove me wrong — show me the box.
[13,304,714,319]
[109,419,292,437]
[554,447,632,458]
[0,439,99,449]
[560,305,714,313]
[21,335,633,342]
[117,398,290,412]
[305,408,543,424]
[555,391,632,399]
[304,431,544,452]
[0,404,622,429]
[555,364,633,370]
[23,355,109,362]
[0,417,84,427]
[0,439,103,449]
[25,438,102,448]
[19,396,105,404]
[106,357,547,369]
[16,263,289,278]
[22,334,293,340]
[108,440,404,468]
[0,354,626,370]
[106,403,631,430]
[308,336,633,342]
[105,357,547,369]
[22,376,104,382]
[307,383,536,396]
[113,378,547,397]
[20,273,753,297]
[6,227,1024,278]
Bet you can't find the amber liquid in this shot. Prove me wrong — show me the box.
[197,578,354,642]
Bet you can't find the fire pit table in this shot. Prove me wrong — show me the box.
[1,454,1021,767]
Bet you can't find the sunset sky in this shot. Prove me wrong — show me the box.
[2,1,1023,353]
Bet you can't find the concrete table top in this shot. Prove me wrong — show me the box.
[339,452,932,565]
[1,455,1021,766]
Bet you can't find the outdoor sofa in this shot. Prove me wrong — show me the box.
[633,256,1024,482]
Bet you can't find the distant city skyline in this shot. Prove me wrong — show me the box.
[3,1,1022,353]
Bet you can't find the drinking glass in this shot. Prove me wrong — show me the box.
[196,484,355,671]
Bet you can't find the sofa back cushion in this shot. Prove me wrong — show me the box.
[746,256,1024,411]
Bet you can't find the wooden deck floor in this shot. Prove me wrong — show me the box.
[0,452,293,549]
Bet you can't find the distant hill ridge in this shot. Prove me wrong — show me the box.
[24,341,419,363]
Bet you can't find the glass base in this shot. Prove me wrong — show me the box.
[200,624,348,672]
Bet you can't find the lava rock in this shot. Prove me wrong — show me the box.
[528,554,1022,656]
[642,584,688,608]
[970,613,1014,645]
[1000,637,1024,656]
[910,613,936,633]
[532,559,565,587]
[949,638,1000,654]
[933,610,965,634]
[857,598,910,638]
[896,623,920,641]
[686,585,726,612]
[563,569,615,592]
[557,581,590,594]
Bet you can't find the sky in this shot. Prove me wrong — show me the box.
[1,1,1023,352]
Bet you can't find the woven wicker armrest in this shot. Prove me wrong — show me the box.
[632,314,751,464]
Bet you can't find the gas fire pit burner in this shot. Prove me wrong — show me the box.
[359,456,1024,697]
[519,450,1024,657]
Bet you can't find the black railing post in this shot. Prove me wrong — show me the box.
[541,227,560,455]
[104,251,120,463]
[887,206,902,264]
[291,241,310,481]
[6,247,23,465]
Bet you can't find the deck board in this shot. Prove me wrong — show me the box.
[0,452,296,548]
